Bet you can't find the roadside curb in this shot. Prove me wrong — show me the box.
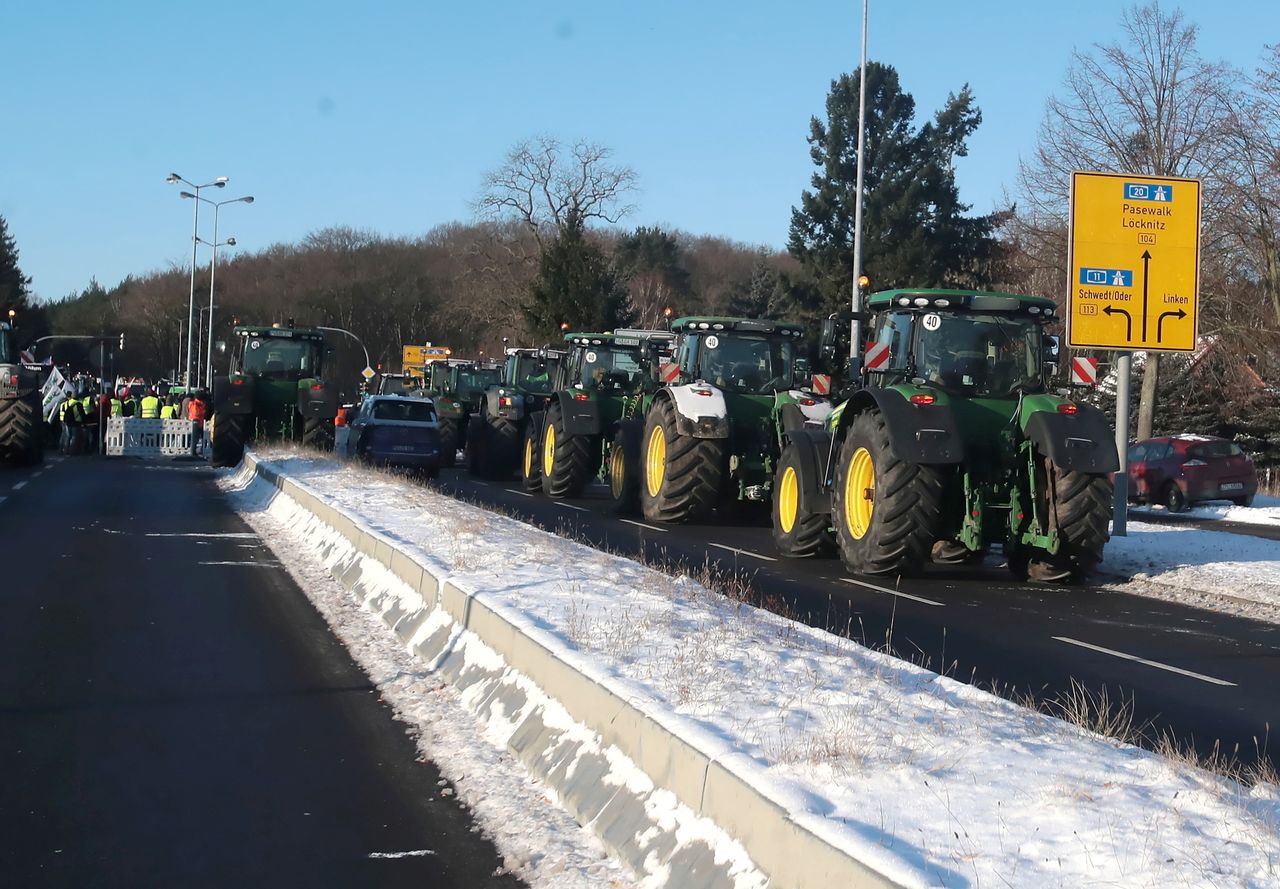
[239,452,909,889]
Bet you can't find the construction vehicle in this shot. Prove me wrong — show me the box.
[209,322,341,467]
[521,330,674,503]
[465,346,565,478]
[638,317,833,529]
[0,322,44,465]
[425,359,503,467]
[779,289,1117,581]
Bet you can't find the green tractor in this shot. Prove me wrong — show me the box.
[521,329,675,504]
[209,322,341,467]
[424,359,503,467]
[638,317,834,544]
[779,289,1117,582]
[0,322,44,465]
[464,346,564,478]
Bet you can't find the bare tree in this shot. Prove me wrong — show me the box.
[475,136,638,249]
[1018,3,1232,440]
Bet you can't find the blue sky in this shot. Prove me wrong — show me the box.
[1,0,1271,302]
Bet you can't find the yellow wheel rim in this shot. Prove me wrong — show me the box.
[778,466,799,534]
[845,447,875,540]
[523,436,534,478]
[645,424,666,498]
[610,446,626,499]
[543,422,556,478]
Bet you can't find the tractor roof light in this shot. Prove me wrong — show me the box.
[898,297,912,306]
[934,298,951,307]
[1028,306,1042,314]
[913,297,930,307]
[712,323,724,330]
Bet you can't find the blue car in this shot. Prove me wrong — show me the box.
[338,395,442,478]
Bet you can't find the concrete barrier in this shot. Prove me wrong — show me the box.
[239,452,909,889]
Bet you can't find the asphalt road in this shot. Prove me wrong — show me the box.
[434,466,1280,770]
[0,456,521,889]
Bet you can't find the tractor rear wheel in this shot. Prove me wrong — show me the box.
[437,416,460,467]
[302,416,334,451]
[771,441,833,558]
[640,398,725,523]
[1021,463,1112,583]
[521,417,543,493]
[607,423,642,514]
[831,409,943,577]
[486,413,520,478]
[0,395,43,465]
[541,403,597,499]
[210,412,246,467]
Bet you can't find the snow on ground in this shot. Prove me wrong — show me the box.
[225,448,1280,889]
[1132,495,1280,527]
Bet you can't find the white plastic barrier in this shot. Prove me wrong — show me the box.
[105,418,201,458]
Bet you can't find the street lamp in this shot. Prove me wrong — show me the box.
[849,0,870,359]
[190,194,253,389]
[195,303,219,389]
[169,172,227,388]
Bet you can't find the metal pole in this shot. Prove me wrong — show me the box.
[99,339,106,455]
[316,326,371,371]
[849,0,869,358]
[206,205,220,390]
[1112,353,1131,536]
[177,318,184,382]
[185,189,201,389]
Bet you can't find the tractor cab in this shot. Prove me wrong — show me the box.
[451,362,503,404]
[233,324,327,380]
[560,330,673,394]
[504,348,563,396]
[670,317,807,395]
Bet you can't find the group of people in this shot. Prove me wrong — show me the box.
[53,383,209,455]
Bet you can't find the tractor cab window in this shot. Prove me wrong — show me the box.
[576,345,644,392]
[427,362,451,390]
[515,355,558,394]
[916,313,1042,397]
[867,312,914,373]
[698,333,796,393]
[240,336,320,379]
[455,367,501,399]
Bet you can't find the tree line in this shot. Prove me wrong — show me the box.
[8,3,1279,461]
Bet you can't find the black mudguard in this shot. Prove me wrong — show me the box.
[783,426,833,515]
[841,389,964,464]
[212,375,253,415]
[297,381,339,419]
[1024,403,1119,473]
[558,392,602,436]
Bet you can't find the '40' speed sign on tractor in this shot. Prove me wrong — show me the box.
[1067,171,1202,353]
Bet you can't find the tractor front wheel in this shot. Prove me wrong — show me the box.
[210,412,246,467]
[437,416,460,467]
[607,424,642,514]
[771,441,833,558]
[541,403,597,499]
[521,417,543,493]
[831,409,943,577]
[640,398,725,524]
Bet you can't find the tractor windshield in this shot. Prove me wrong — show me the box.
[513,355,559,394]
[454,366,502,399]
[427,362,451,391]
[575,345,644,392]
[240,336,322,379]
[697,333,796,394]
[916,313,1043,396]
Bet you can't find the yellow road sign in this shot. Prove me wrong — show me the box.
[1067,171,1201,352]
[401,344,451,369]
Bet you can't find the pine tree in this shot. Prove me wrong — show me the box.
[0,214,48,344]
[788,63,1007,311]
[524,210,630,340]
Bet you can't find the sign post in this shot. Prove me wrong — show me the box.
[1068,171,1202,536]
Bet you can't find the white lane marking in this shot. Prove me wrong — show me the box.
[1052,636,1237,687]
[12,481,26,491]
[368,850,437,859]
[198,561,281,567]
[146,532,258,539]
[31,471,43,478]
[619,519,668,533]
[840,577,945,607]
[557,502,587,512]
[708,542,778,562]
[505,489,534,498]
[471,480,490,487]
[0,496,6,506]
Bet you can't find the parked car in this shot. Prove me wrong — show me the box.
[1126,434,1257,511]
[336,394,442,478]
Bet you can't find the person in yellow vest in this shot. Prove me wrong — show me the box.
[110,393,124,417]
[140,389,162,419]
[160,399,178,420]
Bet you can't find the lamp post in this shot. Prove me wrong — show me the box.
[195,304,219,388]
[191,195,253,390]
[849,0,869,359]
[168,173,227,388]
[316,326,372,393]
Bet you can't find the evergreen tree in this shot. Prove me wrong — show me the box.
[727,248,784,318]
[788,63,1007,311]
[613,227,688,327]
[524,210,630,340]
[0,214,49,343]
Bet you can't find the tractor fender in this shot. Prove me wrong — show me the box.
[555,391,602,437]
[785,390,835,425]
[212,375,254,416]
[297,379,338,419]
[663,384,730,439]
[782,426,833,515]
[1023,402,1119,473]
[837,388,964,464]
[486,386,525,422]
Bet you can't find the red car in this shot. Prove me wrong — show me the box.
[1126,434,1257,512]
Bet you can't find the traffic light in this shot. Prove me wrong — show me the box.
[119,333,125,351]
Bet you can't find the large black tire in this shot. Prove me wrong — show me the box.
[210,412,246,467]
[830,409,943,577]
[465,416,489,476]
[302,416,334,451]
[607,423,643,514]
[521,416,543,493]
[1028,464,1113,582]
[640,398,725,524]
[541,402,597,499]
[771,440,833,558]
[437,416,460,467]
[486,413,520,479]
[0,395,44,465]
[1163,481,1187,513]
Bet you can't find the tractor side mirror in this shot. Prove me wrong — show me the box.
[1043,335,1061,376]
[819,318,837,353]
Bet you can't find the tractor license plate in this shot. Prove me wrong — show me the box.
[1221,482,1243,492]
[392,445,417,453]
